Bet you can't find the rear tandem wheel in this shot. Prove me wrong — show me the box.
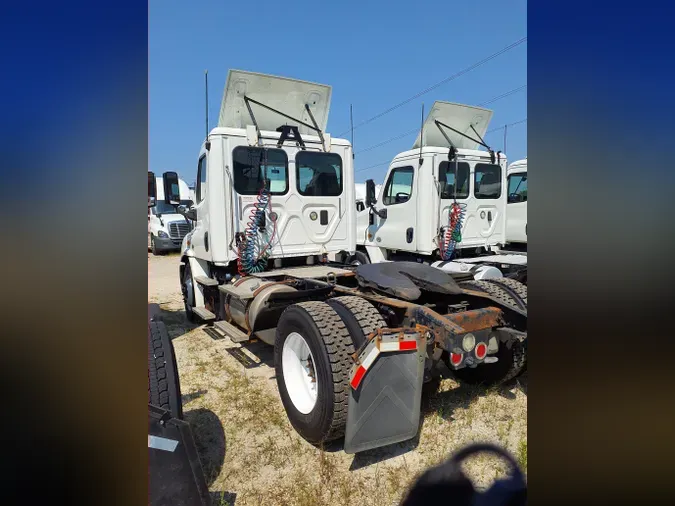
[274,301,358,445]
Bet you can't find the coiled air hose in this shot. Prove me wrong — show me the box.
[237,186,277,276]
[440,202,465,260]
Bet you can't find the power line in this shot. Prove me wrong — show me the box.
[355,128,419,154]
[338,36,527,137]
[354,85,527,155]
[355,160,391,173]
[478,84,527,106]
[485,118,527,134]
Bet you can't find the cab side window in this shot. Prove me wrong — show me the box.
[382,166,414,205]
[196,155,207,203]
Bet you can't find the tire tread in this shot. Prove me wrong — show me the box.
[294,301,355,441]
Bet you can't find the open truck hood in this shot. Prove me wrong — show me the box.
[218,69,332,136]
[412,101,493,150]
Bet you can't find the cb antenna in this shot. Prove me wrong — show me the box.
[204,70,211,150]
[350,104,354,159]
[418,103,425,166]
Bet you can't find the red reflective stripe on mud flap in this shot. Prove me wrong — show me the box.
[350,365,367,389]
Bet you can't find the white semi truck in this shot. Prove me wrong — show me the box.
[148,175,194,255]
[350,102,527,283]
[505,158,527,245]
[157,71,527,454]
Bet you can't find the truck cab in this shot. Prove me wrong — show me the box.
[179,70,356,313]
[148,176,194,255]
[359,101,508,263]
[505,158,527,245]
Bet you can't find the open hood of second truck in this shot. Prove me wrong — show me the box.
[412,101,493,150]
[218,70,332,136]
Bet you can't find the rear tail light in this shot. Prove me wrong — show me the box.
[475,342,487,360]
[462,333,476,352]
[450,352,463,366]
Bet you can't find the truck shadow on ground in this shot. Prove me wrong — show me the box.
[183,407,227,488]
[210,491,237,505]
[148,303,198,341]
[207,336,276,375]
[182,389,208,404]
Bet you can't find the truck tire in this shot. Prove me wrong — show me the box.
[180,261,197,323]
[148,321,183,419]
[347,250,370,266]
[452,280,527,385]
[488,277,527,305]
[150,234,161,256]
[274,301,355,445]
[327,296,386,350]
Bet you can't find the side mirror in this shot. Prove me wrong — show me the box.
[177,205,197,221]
[365,179,376,207]
[148,171,157,208]
[163,171,181,205]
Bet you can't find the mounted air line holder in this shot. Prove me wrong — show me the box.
[344,328,427,454]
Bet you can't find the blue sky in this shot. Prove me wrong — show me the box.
[150,0,527,185]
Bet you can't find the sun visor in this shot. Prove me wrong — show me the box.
[412,101,493,150]
[218,70,332,135]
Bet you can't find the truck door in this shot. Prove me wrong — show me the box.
[458,161,506,249]
[369,164,417,252]
[292,150,348,252]
[506,171,527,243]
[191,152,211,259]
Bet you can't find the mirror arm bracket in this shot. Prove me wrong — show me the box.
[370,206,387,219]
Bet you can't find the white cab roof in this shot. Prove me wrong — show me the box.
[412,101,493,150]
[508,158,527,170]
[218,70,332,136]
[207,127,351,147]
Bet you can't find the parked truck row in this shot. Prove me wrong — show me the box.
[148,70,527,454]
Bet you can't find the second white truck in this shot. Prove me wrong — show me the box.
[148,175,194,255]
[351,101,527,282]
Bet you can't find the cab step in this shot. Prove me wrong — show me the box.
[195,276,219,287]
[214,320,250,343]
[192,306,216,321]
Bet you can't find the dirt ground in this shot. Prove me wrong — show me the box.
[148,252,527,506]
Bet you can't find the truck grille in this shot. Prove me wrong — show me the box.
[169,222,192,239]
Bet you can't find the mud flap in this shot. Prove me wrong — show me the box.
[344,330,426,454]
[149,404,211,506]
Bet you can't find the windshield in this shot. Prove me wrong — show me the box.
[152,200,193,215]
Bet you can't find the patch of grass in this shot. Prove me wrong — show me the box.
[516,438,527,472]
